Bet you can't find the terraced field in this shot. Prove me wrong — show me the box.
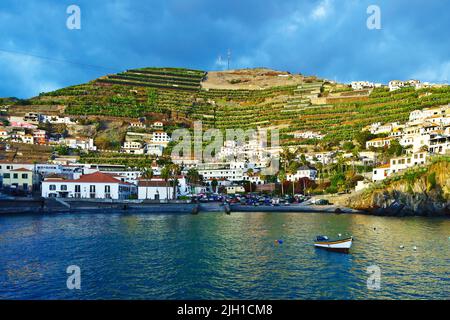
[16,67,450,148]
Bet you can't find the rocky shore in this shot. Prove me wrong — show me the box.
[335,159,450,217]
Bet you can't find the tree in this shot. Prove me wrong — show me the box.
[342,141,355,152]
[170,163,181,199]
[354,131,375,149]
[161,165,171,201]
[211,178,218,193]
[246,168,254,193]
[278,169,286,196]
[387,140,404,157]
[141,168,153,200]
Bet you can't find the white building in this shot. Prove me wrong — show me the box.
[129,121,146,129]
[389,152,427,174]
[146,144,164,156]
[138,180,173,200]
[306,151,335,165]
[63,138,97,151]
[389,80,405,91]
[41,115,77,125]
[428,134,450,154]
[372,152,427,181]
[372,164,391,182]
[122,141,145,154]
[286,166,318,181]
[152,121,164,128]
[225,185,245,194]
[41,171,135,199]
[137,175,189,200]
[197,162,245,182]
[293,131,324,140]
[350,81,375,90]
[409,105,449,122]
[366,137,394,149]
[152,131,171,144]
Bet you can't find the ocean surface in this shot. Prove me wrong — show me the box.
[0,211,449,300]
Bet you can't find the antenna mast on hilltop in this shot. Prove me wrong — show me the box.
[227,49,231,70]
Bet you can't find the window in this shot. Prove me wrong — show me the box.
[22,174,28,179]
[13,173,18,179]
[105,185,110,193]
[90,185,96,192]
[49,185,56,191]
[61,185,67,191]
[75,185,81,192]
[3,173,10,179]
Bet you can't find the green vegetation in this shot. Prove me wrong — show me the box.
[22,67,450,148]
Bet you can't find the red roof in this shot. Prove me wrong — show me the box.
[45,171,132,185]
[11,168,32,172]
[138,180,168,187]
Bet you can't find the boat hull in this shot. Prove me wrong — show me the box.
[314,237,352,253]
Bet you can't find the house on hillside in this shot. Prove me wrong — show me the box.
[366,137,394,149]
[122,141,145,154]
[372,164,391,182]
[286,165,318,182]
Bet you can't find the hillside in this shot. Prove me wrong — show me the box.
[4,67,450,146]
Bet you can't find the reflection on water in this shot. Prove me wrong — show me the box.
[0,212,449,299]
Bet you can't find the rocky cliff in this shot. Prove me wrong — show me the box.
[338,158,450,216]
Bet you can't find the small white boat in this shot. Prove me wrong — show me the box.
[314,235,353,253]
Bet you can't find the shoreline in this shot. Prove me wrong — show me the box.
[0,198,448,217]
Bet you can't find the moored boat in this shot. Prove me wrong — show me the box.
[314,235,353,253]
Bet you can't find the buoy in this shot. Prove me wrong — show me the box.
[275,239,283,244]
[413,246,417,251]
[338,233,342,237]
[399,245,404,249]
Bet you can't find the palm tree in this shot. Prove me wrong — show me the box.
[186,168,201,194]
[278,169,286,196]
[246,168,254,193]
[141,168,153,200]
[160,165,171,201]
[211,178,218,193]
[170,163,181,199]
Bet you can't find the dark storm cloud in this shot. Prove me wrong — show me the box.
[0,0,448,98]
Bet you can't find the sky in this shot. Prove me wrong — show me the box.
[0,0,449,98]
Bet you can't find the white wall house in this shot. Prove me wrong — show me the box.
[351,81,374,90]
[372,164,391,182]
[42,171,135,199]
[146,144,164,156]
[63,138,97,151]
[152,131,171,144]
[122,141,145,154]
[366,137,394,149]
[409,105,449,122]
[389,80,405,91]
[389,152,427,174]
[41,115,77,125]
[286,166,318,181]
[138,180,174,200]
[198,166,244,182]
[428,134,450,154]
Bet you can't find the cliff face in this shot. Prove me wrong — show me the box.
[341,159,450,216]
